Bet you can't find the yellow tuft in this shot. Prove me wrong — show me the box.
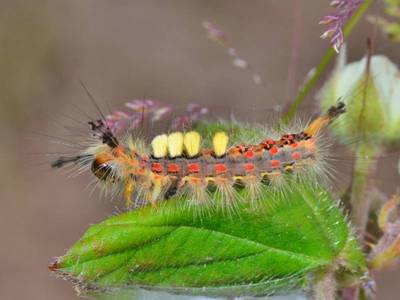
[304,116,330,136]
[184,131,201,157]
[151,134,168,158]
[167,132,184,157]
[123,180,135,208]
[213,131,229,157]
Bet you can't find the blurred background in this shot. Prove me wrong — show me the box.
[1,0,400,299]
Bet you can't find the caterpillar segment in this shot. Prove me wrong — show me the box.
[124,130,313,208]
[52,102,345,209]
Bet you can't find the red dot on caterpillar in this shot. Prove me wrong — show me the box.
[269,147,278,156]
[292,151,302,160]
[188,163,201,173]
[215,163,228,174]
[167,163,180,173]
[151,162,163,173]
[244,163,255,173]
[243,150,254,159]
[271,160,280,169]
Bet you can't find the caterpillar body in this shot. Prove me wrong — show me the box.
[52,102,345,210]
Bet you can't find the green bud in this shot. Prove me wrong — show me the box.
[319,55,400,149]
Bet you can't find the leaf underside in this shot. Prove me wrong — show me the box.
[51,182,365,297]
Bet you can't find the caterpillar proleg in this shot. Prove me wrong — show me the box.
[51,101,345,210]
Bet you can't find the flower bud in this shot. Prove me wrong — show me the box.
[319,55,400,149]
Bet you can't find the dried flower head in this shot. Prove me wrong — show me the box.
[320,0,364,53]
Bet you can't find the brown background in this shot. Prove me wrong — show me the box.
[1,1,400,299]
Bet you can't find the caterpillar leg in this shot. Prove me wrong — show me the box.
[123,180,135,208]
[180,176,209,205]
[149,174,171,208]
[150,177,163,208]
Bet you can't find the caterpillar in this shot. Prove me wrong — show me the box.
[51,101,345,210]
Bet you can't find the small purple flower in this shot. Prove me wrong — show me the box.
[320,0,364,53]
[125,99,158,112]
[103,100,208,134]
[152,106,173,122]
[202,21,226,44]
[171,104,209,130]
[103,99,172,133]
[187,103,209,118]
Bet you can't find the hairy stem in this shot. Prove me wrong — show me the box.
[281,0,374,124]
[350,146,378,238]
[314,268,337,300]
[351,37,378,239]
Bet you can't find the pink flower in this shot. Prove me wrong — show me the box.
[202,21,226,44]
[171,104,209,130]
[103,99,172,133]
[103,100,208,134]
[319,0,363,52]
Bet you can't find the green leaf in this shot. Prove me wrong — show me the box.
[51,182,365,297]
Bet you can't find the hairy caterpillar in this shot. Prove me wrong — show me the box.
[51,100,345,210]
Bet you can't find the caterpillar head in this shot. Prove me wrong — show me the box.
[51,119,121,182]
[91,148,116,181]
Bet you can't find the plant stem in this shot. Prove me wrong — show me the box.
[281,0,375,124]
[351,36,378,240]
[350,146,378,238]
[314,268,337,300]
[347,146,378,300]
